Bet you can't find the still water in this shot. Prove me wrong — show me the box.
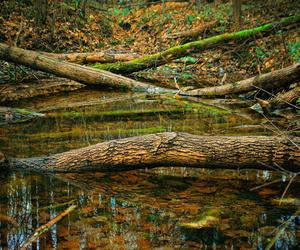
[0,89,299,249]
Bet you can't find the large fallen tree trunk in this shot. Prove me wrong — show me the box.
[94,15,300,74]
[179,63,300,97]
[0,43,173,93]
[1,132,299,173]
[42,50,140,63]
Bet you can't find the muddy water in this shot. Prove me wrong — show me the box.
[0,89,299,249]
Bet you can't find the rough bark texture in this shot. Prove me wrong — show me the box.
[179,63,300,97]
[270,85,300,107]
[0,43,173,93]
[42,51,140,63]
[167,20,219,38]
[94,15,300,74]
[0,78,84,102]
[6,132,300,173]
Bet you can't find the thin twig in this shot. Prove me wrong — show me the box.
[279,174,297,205]
[19,204,77,250]
[265,207,300,250]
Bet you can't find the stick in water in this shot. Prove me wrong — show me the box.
[20,204,77,250]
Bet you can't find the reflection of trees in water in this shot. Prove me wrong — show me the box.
[0,171,299,249]
[6,172,32,249]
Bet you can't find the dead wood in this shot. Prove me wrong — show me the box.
[42,50,140,63]
[132,68,212,89]
[4,132,300,173]
[20,205,77,250]
[179,63,300,97]
[0,78,84,102]
[94,15,300,73]
[0,43,174,93]
[168,20,219,38]
[269,84,300,108]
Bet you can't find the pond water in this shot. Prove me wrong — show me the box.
[0,89,299,249]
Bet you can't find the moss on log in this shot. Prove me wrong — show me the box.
[4,132,300,173]
[94,15,300,74]
[0,43,174,93]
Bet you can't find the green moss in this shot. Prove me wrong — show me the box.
[93,15,300,74]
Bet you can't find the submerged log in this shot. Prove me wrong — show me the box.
[3,132,300,173]
[42,50,140,63]
[0,106,44,125]
[0,43,173,93]
[0,78,84,102]
[94,15,300,73]
[179,63,300,97]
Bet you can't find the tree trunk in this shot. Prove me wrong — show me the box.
[269,85,300,108]
[94,15,300,74]
[179,63,300,97]
[232,0,242,30]
[42,51,140,64]
[0,43,173,93]
[3,132,300,173]
[34,0,48,26]
[0,78,84,102]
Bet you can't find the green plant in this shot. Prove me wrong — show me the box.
[186,14,195,25]
[288,41,300,62]
[110,7,130,17]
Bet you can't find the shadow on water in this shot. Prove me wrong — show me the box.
[0,90,299,249]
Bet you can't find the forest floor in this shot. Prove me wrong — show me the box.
[0,0,299,90]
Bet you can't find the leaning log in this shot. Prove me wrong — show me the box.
[0,43,173,93]
[42,50,140,63]
[179,63,300,97]
[3,132,299,173]
[94,15,300,73]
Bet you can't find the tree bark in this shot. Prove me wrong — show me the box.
[94,15,300,74]
[269,85,300,108]
[0,43,173,93]
[42,51,140,64]
[4,132,300,173]
[232,0,242,30]
[0,78,84,102]
[34,0,48,27]
[179,63,300,97]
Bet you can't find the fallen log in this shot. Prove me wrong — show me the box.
[42,50,140,63]
[0,43,173,93]
[167,20,219,39]
[269,85,300,108]
[2,132,299,173]
[0,78,84,102]
[94,15,300,73]
[0,106,44,125]
[132,68,212,89]
[179,63,300,97]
